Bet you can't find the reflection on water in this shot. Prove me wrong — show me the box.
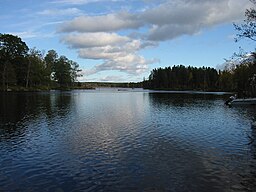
[0,91,256,191]
[0,92,72,141]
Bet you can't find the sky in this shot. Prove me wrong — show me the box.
[1,0,255,82]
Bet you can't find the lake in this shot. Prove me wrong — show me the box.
[0,89,256,192]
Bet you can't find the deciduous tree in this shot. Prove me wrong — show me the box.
[0,34,28,90]
[234,0,256,42]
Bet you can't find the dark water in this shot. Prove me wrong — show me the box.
[0,90,256,192]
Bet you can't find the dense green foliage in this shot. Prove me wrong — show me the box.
[232,54,256,97]
[143,65,219,91]
[0,34,29,89]
[77,82,142,89]
[143,55,256,97]
[0,34,82,91]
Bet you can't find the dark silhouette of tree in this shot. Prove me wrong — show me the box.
[234,0,256,42]
[233,53,256,97]
[26,48,48,87]
[70,60,82,85]
[44,49,58,84]
[144,65,221,91]
[0,34,29,90]
[53,56,73,88]
[0,34,82,90]
[231,0,256,97]
[218,70,234,91]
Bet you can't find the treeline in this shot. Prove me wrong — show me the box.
[143,65,219,91]
[78,82,142,89]
[143,55,256,97]
[0,34,82,91]
[224,53,256,97]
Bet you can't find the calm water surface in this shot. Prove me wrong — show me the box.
[0,89,256,192]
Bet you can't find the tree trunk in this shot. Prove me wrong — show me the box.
[26,59,31,88]
[2,61,7,91]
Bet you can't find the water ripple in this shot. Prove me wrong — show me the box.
[0,91,256,191]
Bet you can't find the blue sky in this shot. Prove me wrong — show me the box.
[1,0,255,82]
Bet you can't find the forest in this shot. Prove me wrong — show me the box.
[143,58,256,97]
[143,65,219,91]
[0,34,82,91]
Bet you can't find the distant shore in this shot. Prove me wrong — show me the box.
[0,82,143,92]
[0,85,95,92]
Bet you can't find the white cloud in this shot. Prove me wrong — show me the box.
[99,75,125,82]
[83,54,155,75]
[61,31,157,75]
[52,0,124,5]
[59,0,251,78]
[77,37,156,74]
[142,0,250,41]
[11,31,38,39]
[59,0,250,39]
[10,31,56,39]
[52,0,97,4]
[79,46,127,60]
[38,8,82,16]
[59,12,142,32]
[78,39,142,59]
[62,32,130,48]
[147,24,201,41]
